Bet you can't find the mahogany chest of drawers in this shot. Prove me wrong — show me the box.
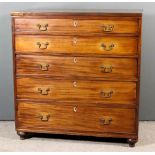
[11,10,142,147]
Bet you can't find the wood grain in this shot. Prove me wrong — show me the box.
[12,11,142,145]
[16,77,136,104]
[11,10,142,17]
[14,18,138,35]
[17,102,136,134]
[15,35,138,56]
[16,55,138,81]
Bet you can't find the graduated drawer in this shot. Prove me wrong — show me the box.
[16,78,136,104]
[15,35,138,56]
[14,18,139,35]
[16,55,138,81]
[17,102,136,134]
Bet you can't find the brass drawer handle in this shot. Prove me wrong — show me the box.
[39,113,50,121]
[102,25,114,32]
[100,90,113,98]
[101,43,115,51]
[100,65,112,73]
[100,117,112,125]
[36,24,48,31]
[37,42,49,50]
[40,63,49,71]
[38,88,50,95]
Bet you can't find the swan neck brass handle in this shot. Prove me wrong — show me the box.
[38,88,50,95]
[37,24,48,31]
[39,113,50,121]
[100,90,113,98]
[102,25,114,32]
[100,65,112,73]
[101,43,115,51]
[40,63,49,71]
[37,42,49,50]
[100,117,112,125]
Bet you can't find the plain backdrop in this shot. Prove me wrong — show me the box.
[0,2,154,120]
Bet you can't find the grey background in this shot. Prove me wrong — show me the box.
[0,2,154,120]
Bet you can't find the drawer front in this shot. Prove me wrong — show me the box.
[14,18,138,35]
[15,35,138,56]
[16,78,136,104]
[16,55,138,80]
[17,102,136,134]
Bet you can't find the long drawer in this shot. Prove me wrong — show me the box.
[16,78,136,104]
[15,35,138,56]
[17,102,136,134]
[14,18,139,35]
[16,55,138,81]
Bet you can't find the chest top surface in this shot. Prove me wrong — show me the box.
[11,9,142,17]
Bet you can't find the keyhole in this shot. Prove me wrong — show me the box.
[73,57,77,63]
[73,81,77,87]
[73,20,78,27]
[73,107,77,112]
[73,37,77,44]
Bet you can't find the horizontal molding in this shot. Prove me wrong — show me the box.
[16,99,137,109]
[14,52,139,58]
[15,75,139,82]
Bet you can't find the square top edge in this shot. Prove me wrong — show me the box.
[11,9,143,17]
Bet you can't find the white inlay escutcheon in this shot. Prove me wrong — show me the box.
[73,106,77,112]
[73,37,77,45]
[73,81,77,87]
[73,57,77,63]
[73,20,78,27]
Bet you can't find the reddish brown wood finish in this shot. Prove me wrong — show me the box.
[15,35,138,56]
[16,78,136,104]
[11,11,142,147]
[16,55,138,81]
[14,18,138,35]
[17,102,136,134]
[11,10,142,18]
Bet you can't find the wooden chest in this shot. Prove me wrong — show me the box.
[11,10,142,147]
